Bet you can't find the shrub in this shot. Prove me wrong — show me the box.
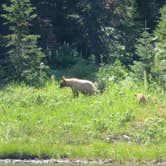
[48,43,79,69]
[67,58,97,79]
[96,61,128,92]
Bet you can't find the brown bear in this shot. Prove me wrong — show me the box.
[60,77,98,97]
[135,93,147,104]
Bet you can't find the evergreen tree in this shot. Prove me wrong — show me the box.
[33,0,138,66]
[132,4,166,90]
[106,0,138,65]
[1,0,46,84]
[136,0,165,30]
[0,0,9,82]
[131,28,155,82]
[154,5,166,89]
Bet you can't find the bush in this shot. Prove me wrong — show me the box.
[48,43,79,69]
[96,61,128,92]
[68,58,97,79]
[134,118,166,144]
[48,57,97,82]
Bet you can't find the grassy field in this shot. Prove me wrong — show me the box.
[3,164,164,166]
[0,78,166,162]
[0,164,156,166]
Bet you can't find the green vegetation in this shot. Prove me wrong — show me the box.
[0,164,156,166]
[0,1,166,90]
[0,78,165,161]
[0,0,166,163]
[1,0,46,85]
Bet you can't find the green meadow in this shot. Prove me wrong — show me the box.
[0,164,157,166]
[0,164,159,166]
[0,78,165,162]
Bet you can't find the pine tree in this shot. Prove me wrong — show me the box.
[33,0,138,65]
[131,28,155,82]
[1,0,46,85]
[154,5,166,89]
[136,0,165,30]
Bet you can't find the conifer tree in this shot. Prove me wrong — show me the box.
[1,0,46,84]
[34,0,138,65]
[131,28,155,82]
[154,5,166,89]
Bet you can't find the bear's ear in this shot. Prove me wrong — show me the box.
[62,76,65,80]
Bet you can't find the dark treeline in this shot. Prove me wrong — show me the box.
[0,0,165,88]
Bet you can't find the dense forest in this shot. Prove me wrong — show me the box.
[0,0,165,89]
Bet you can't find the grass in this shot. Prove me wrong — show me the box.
[0,78,166,162]
[0,164,156,166]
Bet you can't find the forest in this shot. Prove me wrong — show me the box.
[0,0,165,89]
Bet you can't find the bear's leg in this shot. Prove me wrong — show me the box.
[72,89,79,97]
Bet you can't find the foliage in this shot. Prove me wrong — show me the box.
[96,61,128,92]
[0,0,46,85]
[47,43,80,69]
[0,0,166,162]
[67,58,97,79]
[32,0,138,64]
[131,29,155,83]
[131,4,166,91]
[142,118,165,143]
[50,58,97,81]
[133,118,166,144]
[47,43,97,80]
[153,5,166,90]
[136,0,166,30]
[0,0,165,87]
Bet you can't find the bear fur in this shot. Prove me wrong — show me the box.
[60,77,98,97]
[135,93,147,104]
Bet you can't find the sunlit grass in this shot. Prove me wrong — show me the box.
[0,79,165,161]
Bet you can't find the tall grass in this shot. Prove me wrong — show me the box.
[0,78,165,161]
